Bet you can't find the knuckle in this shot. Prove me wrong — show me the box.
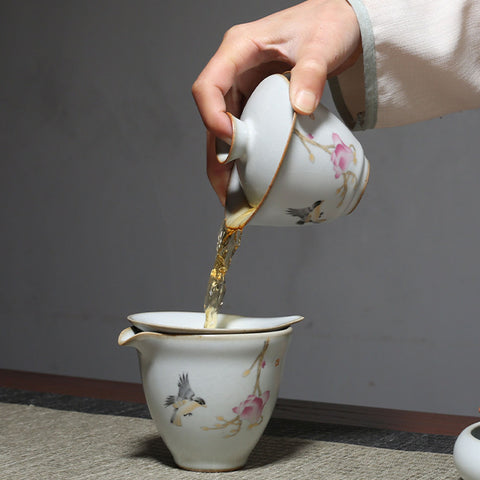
[191,78,203,98]
[296,57,327,76]
[223,23,249,42]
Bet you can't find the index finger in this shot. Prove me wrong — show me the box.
[192,25,275,140]
[192,57,236,141]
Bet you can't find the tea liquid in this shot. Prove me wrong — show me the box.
[204,222,243,328]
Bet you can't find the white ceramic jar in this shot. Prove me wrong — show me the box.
[454,421,480,480]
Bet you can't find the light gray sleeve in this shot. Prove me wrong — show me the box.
[329,0,480,130]
[329,0,377,130]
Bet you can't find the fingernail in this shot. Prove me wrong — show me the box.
[293,90,317,114]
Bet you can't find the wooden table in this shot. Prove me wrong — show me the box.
[1,368,477,436]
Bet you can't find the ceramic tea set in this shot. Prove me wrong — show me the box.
[118,74,370,471]
[119,312,302,472]
[454,421,480,480]
[218,73,369,228]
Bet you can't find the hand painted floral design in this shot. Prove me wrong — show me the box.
[331,133,354,178]
[202,340,271,438]
[233,392,270,426]
[294,129,359,209]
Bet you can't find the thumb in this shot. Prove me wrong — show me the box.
[289,56,328,115]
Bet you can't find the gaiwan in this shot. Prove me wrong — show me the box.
[118,311,303,472]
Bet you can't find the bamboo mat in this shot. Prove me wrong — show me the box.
[0,393,460,480]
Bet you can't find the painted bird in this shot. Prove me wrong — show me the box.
[286,200,325,224]
[164,373,206,426]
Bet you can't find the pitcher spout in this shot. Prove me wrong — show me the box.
[118,326,143,349]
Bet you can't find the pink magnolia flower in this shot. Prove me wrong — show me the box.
[232,391,270,424]
[331,133,354,178]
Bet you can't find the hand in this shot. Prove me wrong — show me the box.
[192,0,361,205]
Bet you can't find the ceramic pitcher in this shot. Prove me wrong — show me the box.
[118,311,300,471]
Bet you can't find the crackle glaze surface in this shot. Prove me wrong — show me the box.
[119,313,295,472]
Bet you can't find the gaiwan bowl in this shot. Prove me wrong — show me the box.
[218,73,370,229]
[118,311,303,472]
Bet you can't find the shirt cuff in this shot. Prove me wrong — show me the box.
[328,0,377,130]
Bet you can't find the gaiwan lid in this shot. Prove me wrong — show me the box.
[127,311,303,334]
[217,74,296,229]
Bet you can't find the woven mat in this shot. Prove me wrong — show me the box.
[0,402,459,480]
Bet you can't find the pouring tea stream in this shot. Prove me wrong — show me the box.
[203,73,370,328]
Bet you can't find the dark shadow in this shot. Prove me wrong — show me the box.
[129,434,177,469]
[128,433,313,471]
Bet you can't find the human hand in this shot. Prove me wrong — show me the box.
[192,0,361,205]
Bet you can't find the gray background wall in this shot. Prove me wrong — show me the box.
[2,0,479,417]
